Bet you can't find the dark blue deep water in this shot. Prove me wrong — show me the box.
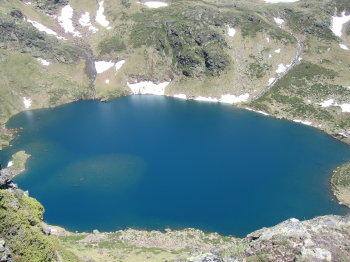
[1,95,350,237]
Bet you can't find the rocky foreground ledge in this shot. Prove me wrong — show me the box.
[1,164,350,262]
[52,215,350,262]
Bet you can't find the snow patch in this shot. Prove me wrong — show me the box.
[274,48,281,53]
[339,44,349,50]
[227,26,236,37]
[266,37,270,43]
[127,81,170,95]
[95,61,115,74]
[23,97,32,109]
[115,60,126,71]
[274,17,284,26]
[319,99,334,107]
[331,12,350,37]
[95,60,125,74]
[144,1,168,8]
[26,19,66,40]
[268,54,272,58]
[195,97,219,102]
[194,94,249,104]
[96,1,112,29]
[58,5,82,37]
[79,12,98,33]
[219,94,249,104]
[105,79,110,84]
[173,94,187,99]
[276,64,287,74]
[268,78,275,85]
[7,161,13,168]
[339,103,350,113]
[37,58,50,66]
[317,99,350,113]
[339,132,348,138]
[246,107,270,116]
[293,120,312,126]
[24,1,32,5]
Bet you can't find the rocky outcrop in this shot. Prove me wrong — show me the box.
[0,12,81,63]
[0,169,14,189]
[243,216,350,262]
[0,238,13,262]
[25,0,69,15]
[183,216,350,262]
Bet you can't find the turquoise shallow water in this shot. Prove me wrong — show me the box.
[1,95,350,237]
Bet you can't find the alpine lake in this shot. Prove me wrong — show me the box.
[1,95,350,237]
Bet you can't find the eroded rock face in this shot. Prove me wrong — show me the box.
[0,169,12,189]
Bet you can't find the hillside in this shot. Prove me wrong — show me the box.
[0,0,349,149]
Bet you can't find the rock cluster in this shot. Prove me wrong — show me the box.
[0,168,13,189]
[0,238,13,262]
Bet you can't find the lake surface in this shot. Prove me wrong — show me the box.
[1,95,350,237]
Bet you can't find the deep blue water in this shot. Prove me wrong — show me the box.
[1,95,350,237]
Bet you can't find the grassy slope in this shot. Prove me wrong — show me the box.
[0,0,92,149]
[0,189,80,262]
[247,0,350,142]
[332,161,350,207]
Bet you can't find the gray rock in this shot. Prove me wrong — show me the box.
[0,169,12,189]
[0,238,13,262]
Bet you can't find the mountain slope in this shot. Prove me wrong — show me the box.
[0,0,349,149]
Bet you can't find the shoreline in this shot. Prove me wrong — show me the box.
[1,92,350,151]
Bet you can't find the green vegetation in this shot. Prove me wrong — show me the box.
[128,4,230,77]
[332,162,350,187]
[331,162,350,207]
[0,10,81,63]
[98,36,127,56]
[246,55,272,79]
[251,61,350,134]
[11,150,30,169]
[0,190,79,262]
